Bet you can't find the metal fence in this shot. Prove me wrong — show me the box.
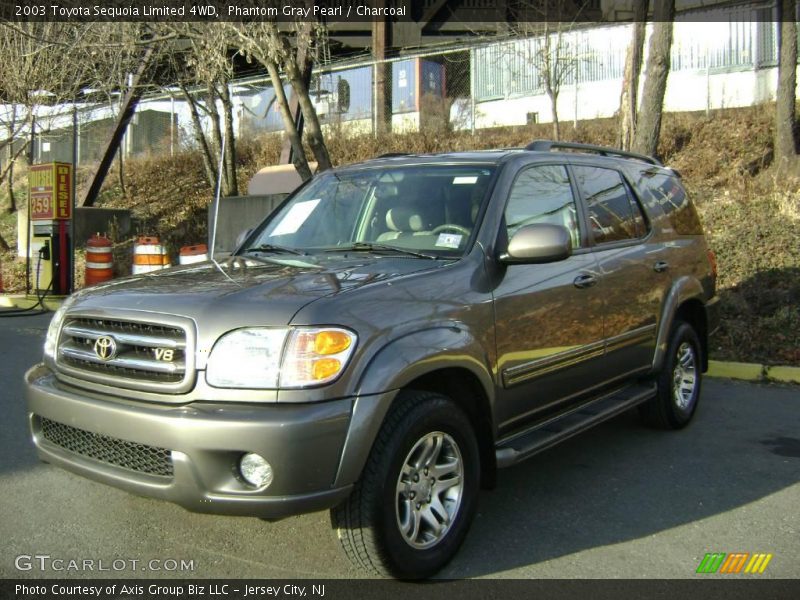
[4,8,792,170]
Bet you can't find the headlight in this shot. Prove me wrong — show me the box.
[206,328,288,388]
[205,326,357,390]
[43,296,76,360]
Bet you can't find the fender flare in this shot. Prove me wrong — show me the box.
[652,275,706,372]
[354,325,495,399]
[333,326,495,488]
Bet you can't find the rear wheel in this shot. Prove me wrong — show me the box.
[641,320,703,429]
[331,390,480,579]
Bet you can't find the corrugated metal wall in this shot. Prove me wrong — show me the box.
[474,15,783,103]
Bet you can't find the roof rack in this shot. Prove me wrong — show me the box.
[525,140,662,166]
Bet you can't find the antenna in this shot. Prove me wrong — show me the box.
[209,127,227,262]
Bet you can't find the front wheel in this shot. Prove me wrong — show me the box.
[641,320,703,429]
[330,390,480,579]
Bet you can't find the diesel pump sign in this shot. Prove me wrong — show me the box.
[28,162,72,221]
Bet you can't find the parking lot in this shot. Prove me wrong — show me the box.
[1,312,797,579]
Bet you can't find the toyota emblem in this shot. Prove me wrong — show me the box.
[93,336,117,361]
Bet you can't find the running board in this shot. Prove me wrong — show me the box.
[495,382,656,468]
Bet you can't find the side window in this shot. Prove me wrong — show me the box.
[637,171,703,235]
[573,165,647,244]
[505,164,580,248]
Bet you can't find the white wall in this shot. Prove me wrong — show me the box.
[474,64,798,129]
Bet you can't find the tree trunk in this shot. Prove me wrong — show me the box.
[266,61,313,182]
[218,82,238,196]
[6,139,16,213]
[288,19,333,170]
[632,0,674,158]
[0,232,9,251]
[775,0,798,162]
[180,84,218,192]
[5,109,16,213]
[618,3,647,151]
[548,89,561,140]
[372,13,392,135]
[205,85,227,195]
[541,29,561,141]
[0,138,28,212]
[6,162,15,213]
[285,58,333,172]
[117,149,125,195]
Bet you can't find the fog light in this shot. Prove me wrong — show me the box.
[239,453,273,488]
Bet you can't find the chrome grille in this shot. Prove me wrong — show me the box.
[40,417,174,478]
[56,315,194,393]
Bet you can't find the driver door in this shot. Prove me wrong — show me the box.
[493,164,605,435]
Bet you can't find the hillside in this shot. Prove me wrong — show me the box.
[1,105,798,365]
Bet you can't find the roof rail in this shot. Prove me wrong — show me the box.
[525,140,662,166]
[376,152,410,158]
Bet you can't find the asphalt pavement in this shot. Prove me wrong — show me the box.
[0,312,797,579]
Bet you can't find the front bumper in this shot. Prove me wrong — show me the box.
[25,364,368,518]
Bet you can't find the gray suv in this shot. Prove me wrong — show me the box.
[25,141,719,578]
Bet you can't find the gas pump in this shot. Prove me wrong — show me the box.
[28,163,73,296]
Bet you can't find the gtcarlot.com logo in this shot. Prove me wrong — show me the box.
[14,554,195,573]
[696,552,773,574]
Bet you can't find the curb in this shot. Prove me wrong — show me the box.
[707,360,800,385]
[0,294,64,312]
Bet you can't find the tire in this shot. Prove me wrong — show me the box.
[330,390,480,579]
[640,320,703,429]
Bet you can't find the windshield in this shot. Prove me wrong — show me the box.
[242,164,496,259]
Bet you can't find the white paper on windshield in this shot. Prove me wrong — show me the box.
[435,233,463,248]
[453,176,478,185]
[270,199,321,236]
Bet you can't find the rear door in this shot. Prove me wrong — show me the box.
[571,163,667,378]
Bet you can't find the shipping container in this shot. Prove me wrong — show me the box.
[393,58,446,113]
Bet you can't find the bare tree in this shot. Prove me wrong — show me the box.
[506,3,591,141]
[164,23,239,197]
[0,23,88,213]
[0,22,105,249]
[632,0,675,157]
[0,22,154,211]
[78,23,155,196]
[618,2,648,151]
[537,23,575,140]
[775,0,798,163]
[226,18,333,180]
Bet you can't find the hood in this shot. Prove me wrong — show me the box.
[69,255,442,328]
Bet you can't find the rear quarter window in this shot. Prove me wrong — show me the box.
[636,171,704,235]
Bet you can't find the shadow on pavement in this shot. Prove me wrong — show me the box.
[444,378,799,577]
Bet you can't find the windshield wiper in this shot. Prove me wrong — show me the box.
[324,242,439,260]
[245,243,307,256]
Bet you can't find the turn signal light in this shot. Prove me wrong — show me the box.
[314,330,352,355]
[312,358,342,381]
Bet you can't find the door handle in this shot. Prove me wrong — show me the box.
[653,261,670,273]
[573,274,597,289]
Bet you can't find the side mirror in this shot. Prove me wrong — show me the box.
[234,228,254,252]
[500,223,572,264]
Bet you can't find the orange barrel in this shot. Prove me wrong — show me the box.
[132,236,170,274]
[85,234,114,286]
[179,244,208,265]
